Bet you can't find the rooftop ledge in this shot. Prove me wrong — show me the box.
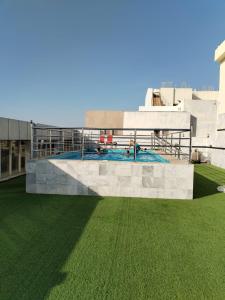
[215,40,225,63]
[138,106,183,112]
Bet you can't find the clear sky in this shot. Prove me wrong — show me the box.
[0,0,225,126]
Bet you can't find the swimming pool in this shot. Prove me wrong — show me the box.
[54,149,169,163]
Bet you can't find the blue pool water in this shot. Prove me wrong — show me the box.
[54,149,169,163]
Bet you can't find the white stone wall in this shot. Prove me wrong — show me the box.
[184,100,217,141]
[26,159,194,200]
[211,113,225,169]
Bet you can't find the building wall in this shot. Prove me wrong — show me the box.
[0,117,32,180]
[0,117,31,140]
[211,113,225,169]
[215,40,225,114]
[174,88,192,104]
[184,100,217,141]
[160,88,174,106]
[144,88,153,106]
[182,99,218,160]
[85,111,124,128]
[218,59,225,114]
[123,111,191,129]
[141,87,219,110]
[192,91,218,100]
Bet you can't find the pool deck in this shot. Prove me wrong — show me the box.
[156,151,190,164]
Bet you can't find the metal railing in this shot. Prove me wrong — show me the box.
[30,123,192,162]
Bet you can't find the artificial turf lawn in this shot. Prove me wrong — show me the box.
[0,164,225,300]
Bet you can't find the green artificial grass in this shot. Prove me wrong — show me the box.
[0,164,225,299]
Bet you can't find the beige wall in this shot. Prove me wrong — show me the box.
[85,111,124,128]
[218,59,225,114]
[85,110,191,129]
[160,88,174,106]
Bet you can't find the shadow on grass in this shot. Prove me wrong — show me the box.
[193,171,219,199]
[0,176,101,300]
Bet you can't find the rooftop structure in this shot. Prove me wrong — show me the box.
[139,87,218,112]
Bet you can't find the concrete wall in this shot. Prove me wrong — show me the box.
[160,88,174,106]
[218,58,225,114]
[144,87,197,107]
[123,111,191,129]
[0,117,31,140]
[184,100,217,141]
[192,91,218,100]
[211,113,225,169]
[138,106,182,112]
[142,88,218,108]
[215,40,225,114]
[174,88,192,104]
[145,88,153,106]
[85,111,124,128]
[26,159,194,199]
[183,99,217,160]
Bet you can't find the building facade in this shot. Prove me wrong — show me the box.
[0,118,31,180]
[211,40,225,168]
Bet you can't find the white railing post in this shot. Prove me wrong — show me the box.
[81,128,84,159]
[134,129,137,161]
[189,126,192,163]
[49,129,52,156]
[30,121,33,159]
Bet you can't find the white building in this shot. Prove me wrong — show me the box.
[211,40,225,169]
[86,39,225,169]
[135,87,218,160]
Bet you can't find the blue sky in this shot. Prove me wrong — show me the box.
[0,0,225,126]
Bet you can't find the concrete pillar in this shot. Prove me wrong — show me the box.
[62,131,64,152]
[215,40,225,115]
[9,140,12,176]
[72,129,74,151]
[25,141,30,164]
[18,140,21,173]
[0,142,1,178]
[49,129,52,155]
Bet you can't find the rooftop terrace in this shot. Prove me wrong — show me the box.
[1,164,225,299]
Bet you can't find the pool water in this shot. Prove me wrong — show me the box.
[54,149,169,163]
